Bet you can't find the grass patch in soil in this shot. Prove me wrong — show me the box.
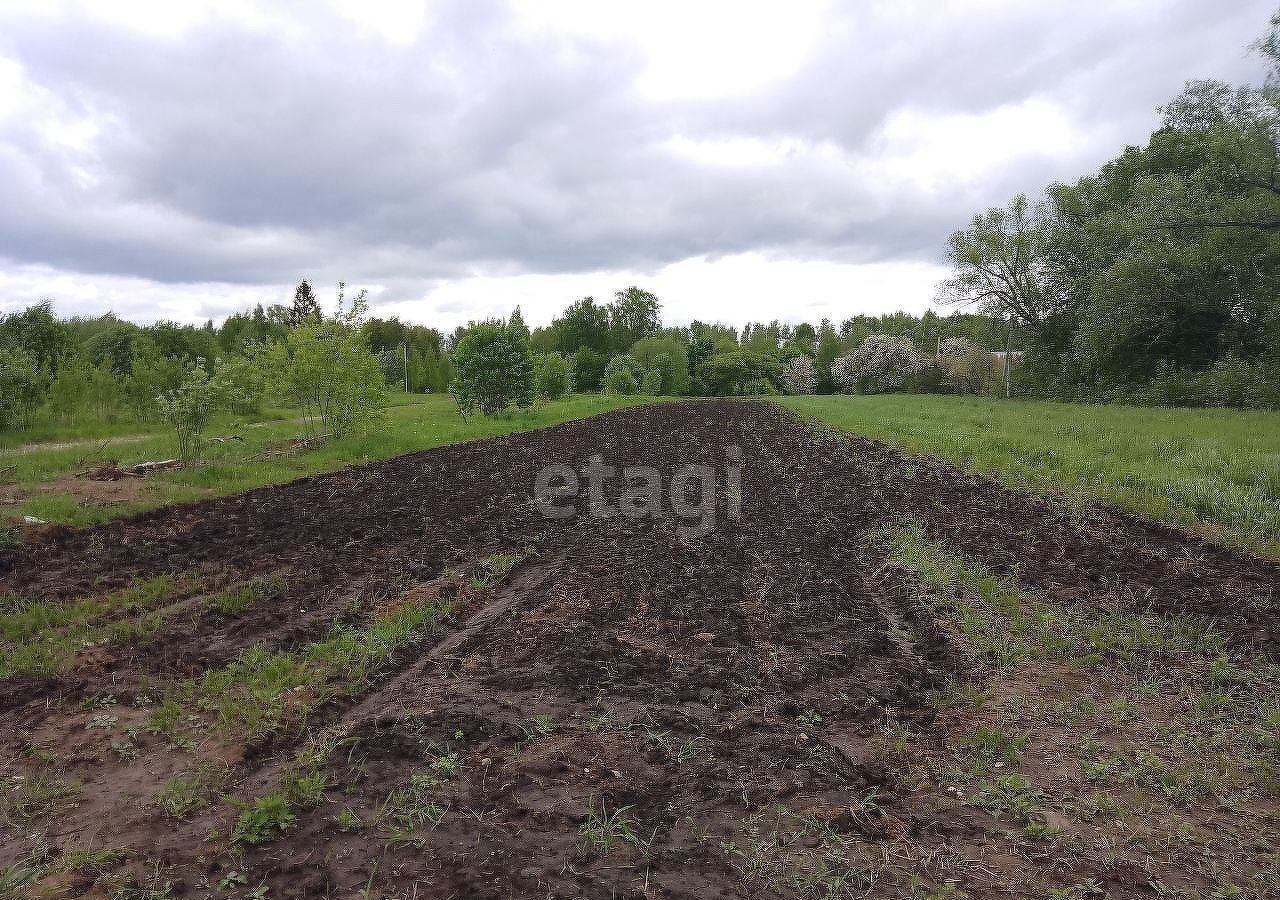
[4,401,1277,899]
[206,575,289,616]
[872,523,1280,898]
[155,760,230,821]
[720,805,881,899]
[187,588,452,741]
[0,574,196,679]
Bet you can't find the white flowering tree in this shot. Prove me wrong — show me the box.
[781,355,817,394]
[831,334,927,394]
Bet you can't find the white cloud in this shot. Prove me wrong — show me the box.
[0,253,948,332]
[0,263,288,324]
[364,252,948,331]
[330,0,432,45]
[0,0,1273,327]
[511,0,831,100]
[866,98,1080,192]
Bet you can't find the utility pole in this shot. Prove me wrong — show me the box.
[1003,317,1013,399]
[403,343,410,393]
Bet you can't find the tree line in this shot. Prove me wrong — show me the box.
[0,276,1026,436]
[937,10,1280,409]
[0,283,452,450]
[446,288,1024,417]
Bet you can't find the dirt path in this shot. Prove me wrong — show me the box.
[0,413,324,457]
[0,432,152,457]
[0,401,1277,898]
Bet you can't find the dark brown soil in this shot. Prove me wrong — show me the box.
[1,400,1277,899]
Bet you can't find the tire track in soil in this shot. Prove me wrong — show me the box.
[1,400,1277,898]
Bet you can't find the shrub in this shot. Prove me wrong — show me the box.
[695,347,782,396]
[640,365,663,395]
[156,363,238,460]
[215,348,268,416]
[1200,356,1278,409]
[1136,358,1280,410]
[46,358,120,423]
[268,285,386,437]
[742,377,779,395]
[450,322,534,417]
[571,347,607,392]
[937,337,995,394]
[832,334,928,394]
[630,334,691,395]
[602,355,642,395]
[120,339,188,421]
[532,352,571,401]
[781,355,817,394]
[0,349,47,430]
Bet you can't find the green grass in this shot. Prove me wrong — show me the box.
[874,521,1280,894]
[376,769,451,837]
[231,792,296,845]
[777,394,1280,556]
[188,580,456,740]
[156,761,227,820]
[872,522,1225,669]
[577,800,638,856]
[0,771,81,831]
[207,576,288,615]
[0,575,190,679]
[0,393,663,528]
[0,395,411,450]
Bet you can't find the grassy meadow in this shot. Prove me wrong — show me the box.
[0,393,662,532]
[778,394,1280,558]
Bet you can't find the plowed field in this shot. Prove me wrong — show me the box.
[2,401,1277,899]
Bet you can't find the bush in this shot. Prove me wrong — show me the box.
[601,350,671,396]
[0,349,47,430]
[450,322,534,417]
[781,355,817,394]
[1135,358,1280,410]
[215,349,268,416]
[120,339,188,421]
[1199,356,1276,409]
[532,352,571,401]
[602,355,642,395]
[157,363,238,460]
[832,335,928,394]
[268,286,386,437]
[46,358,120,423]
[630,335,691,395]
[695,348,782,396]
[640,365,663,395]
[572,347,607,392]
[937,337,995,395]
[742,377,779,396]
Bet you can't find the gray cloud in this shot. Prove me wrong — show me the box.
[0,0,1273,319]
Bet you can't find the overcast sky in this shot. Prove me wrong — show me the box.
[0,0,1273,330]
